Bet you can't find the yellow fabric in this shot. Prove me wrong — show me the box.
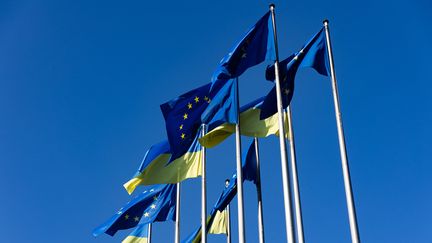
[199,107,288,148]
[208,210,228,235]
[124,151,202,194]
[122,236,148,243]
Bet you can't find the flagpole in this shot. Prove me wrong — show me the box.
[286,106,305,243]
[323,20,360,243]
[254,138,265,243]
[175,183,181,243]
[234,78,246,243]
[225,179,232,243]
[269,4,296,243]
[148,223,152,243]
[201,124,208,243]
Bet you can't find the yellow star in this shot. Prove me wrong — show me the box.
[144,212,150,217]
[124,214,129,220]
[183,113,188,120]
[150,204,156,209]
[181,133,186,139]
[153,196,158,201]
[179,124,183,130]
[134,216,139,222]
[204,96,209,101]
[194,96,199,103]
[188,103,192,109]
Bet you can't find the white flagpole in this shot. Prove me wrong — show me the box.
[234,78,246,243]
[254,138,265,243]
[201,124,208,243]
[269,4,296,243]
[225,179,232,243]
[323,20,360,243]
[148,223,152,243]
[175,183,181,243]
[286,106,305,243]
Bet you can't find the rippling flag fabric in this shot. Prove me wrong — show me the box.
[122,223,149,243]
[123,139,202,195]
[211,11,275,83]
[93,184,176,237]
[260,28,330,119]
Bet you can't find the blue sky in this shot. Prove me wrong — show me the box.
[0,0,431,242]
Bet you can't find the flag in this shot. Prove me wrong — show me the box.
[199,97,287,148]
[93,184,176,237]
[201,78,238,126]
[122,223,149,243]
[260,28,330,119]
[208,209,228,235]
[211,11,275,83]
[161,77,239,163]
[123,137,202,195]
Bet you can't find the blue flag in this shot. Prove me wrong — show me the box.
[260,28,330,119]
[212,11,275,83]
[93,184,176,237]
[161,78,238,162]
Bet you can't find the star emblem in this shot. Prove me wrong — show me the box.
[134,216,139,222]
[284,89,289,95]
[194,96,199,103]
[294,55,299,61]
[150,189,154,192]
[124,214,129,220]
[183,113,188,120]
[181,133,186,139]
[144,212,150,217]
[150,204,156,209]
[179,124,183,130]
[153,196,158,201]
[187,103,192,109]
[204,96,209,101]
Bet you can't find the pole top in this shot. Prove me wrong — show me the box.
[225,179,230,187]
[269,3,275,10]
[323,19,329,26]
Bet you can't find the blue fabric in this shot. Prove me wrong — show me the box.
[160,81,225,162]
[211,11,274,84]
[137,140,170,173]
[201,78,238,127]
[93,184,176,237]
[260,28,330,119]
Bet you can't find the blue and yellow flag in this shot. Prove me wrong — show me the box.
[93,184,176,237]
[122,223,149,243]
[123,136,202,195]
[199,97,286,149]
[212,11,275,83]
[260,28,330,119]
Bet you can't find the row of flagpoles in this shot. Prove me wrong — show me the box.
[93,4,360,243]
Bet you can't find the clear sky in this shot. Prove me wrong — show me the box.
[0,0,431,242]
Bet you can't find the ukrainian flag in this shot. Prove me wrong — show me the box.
[199,97,288,148]
[122,224,149,243]
[124,129,203,195]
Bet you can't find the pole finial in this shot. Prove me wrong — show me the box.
[269,3,275,10]
[225,179,230,187]
[323,19,329,26]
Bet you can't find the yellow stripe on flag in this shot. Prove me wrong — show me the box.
[124,151,202,194]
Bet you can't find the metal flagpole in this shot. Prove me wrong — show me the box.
[175,183,181,243]
[254,138,265,243]
[269,4,296,243]
[323,20,360,243]
[225,179,232,243]
[234,78,246,243]
[285,106,305,243]
[148,223,152,243]
[201,124,208,243]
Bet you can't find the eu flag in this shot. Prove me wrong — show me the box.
[93,184,176,237]
[260,28,330,119]
[212,11,275,83]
